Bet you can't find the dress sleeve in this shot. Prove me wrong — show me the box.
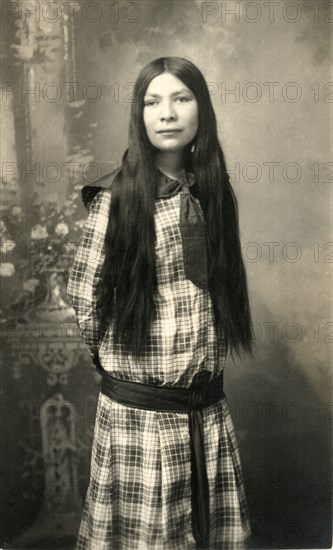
[67,188,111,363]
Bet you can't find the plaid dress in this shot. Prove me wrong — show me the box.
[67,186,251,549]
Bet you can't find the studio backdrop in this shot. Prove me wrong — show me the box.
[1,0,331,548]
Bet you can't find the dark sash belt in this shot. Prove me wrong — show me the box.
[95,360,224,549]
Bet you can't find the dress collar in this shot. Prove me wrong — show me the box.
[156,168,195,199]
[81,167,196,211]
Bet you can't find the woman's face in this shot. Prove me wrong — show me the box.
[143,72,198,153]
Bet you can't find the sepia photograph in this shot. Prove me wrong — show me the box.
[1,1,331,549]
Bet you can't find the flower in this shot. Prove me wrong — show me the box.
[31,224,49,240]
[12,206,22,216]
[0,263,15,277]
[55,222,69,236]
[1,240,16,254]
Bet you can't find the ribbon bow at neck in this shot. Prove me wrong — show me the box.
[156,169,208,290]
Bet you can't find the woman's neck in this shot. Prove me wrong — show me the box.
[155,150,185,180]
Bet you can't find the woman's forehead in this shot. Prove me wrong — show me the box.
[144,72,192,97]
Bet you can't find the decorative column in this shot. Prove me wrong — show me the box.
[1,1,99,547]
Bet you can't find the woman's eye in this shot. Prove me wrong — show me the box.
[144,97,191,106]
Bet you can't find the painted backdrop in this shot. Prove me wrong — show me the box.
[1,0,331,548]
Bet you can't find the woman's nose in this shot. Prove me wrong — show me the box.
[159,100,176,121]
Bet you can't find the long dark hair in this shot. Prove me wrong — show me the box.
[97,56,254,359]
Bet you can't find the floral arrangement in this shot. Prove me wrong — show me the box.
[0,161,90,324]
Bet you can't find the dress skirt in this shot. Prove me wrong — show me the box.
[75,391,251,550]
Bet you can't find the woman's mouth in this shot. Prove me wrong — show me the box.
[157,129,182,134]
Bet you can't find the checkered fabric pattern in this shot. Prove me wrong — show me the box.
[67,188,251,549]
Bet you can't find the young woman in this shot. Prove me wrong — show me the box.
[67,56,254,550]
